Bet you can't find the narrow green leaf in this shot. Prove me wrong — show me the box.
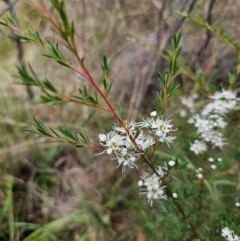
[43,79,57,92]
[76,75,88,82]
[116,103,122,117]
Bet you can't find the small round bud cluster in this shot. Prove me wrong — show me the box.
[208,157,222,170]
[208,157,217,170]
[209,157,222,162]
[196,167,203,179]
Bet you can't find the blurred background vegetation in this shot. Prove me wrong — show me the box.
[0,0,240,240]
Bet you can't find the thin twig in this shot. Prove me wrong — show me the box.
[173,0,197,33]
[197,0,216,58]
[0,0,19,17]
[3,0,34,100]
[158,0,197,53]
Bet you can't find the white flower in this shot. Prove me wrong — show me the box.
[146,187,166,206]
[217,157,223,162]
[113,120,136,134]
[116,149,138,172]
[159,135,176,147]
[139,169,167,206]
[152,118,174,137]
[99,132,125,154]
[222,227,233,237]
[222,227,240,241]
[190,140,207,154]
[156,166,165,177]
[99,133,107,142]
[211,133,225,148]
[200,130,217,142]
[135,133,154,150]
[168,160,175,166]
[106,134,124,154]
[212,115,227,128]
[210,90,237,101]
[144,174,159,188]
[136,116,176,147]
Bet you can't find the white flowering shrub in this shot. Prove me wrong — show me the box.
[1,1,240,240]
[188,90,240,153]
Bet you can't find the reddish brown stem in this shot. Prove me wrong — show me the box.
[150,135,159,164]
[37,0,160,176]
[39,0,60,31]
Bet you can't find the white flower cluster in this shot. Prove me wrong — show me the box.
[98,113,175,205]
[190,140,207,154]
[209,157,222,170]
[138,166,167,206]
[222,227,240,241]
[98,112,176,172]
[188,90,239,154]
